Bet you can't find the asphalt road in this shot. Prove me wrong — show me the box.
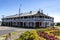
[0,26,34,35]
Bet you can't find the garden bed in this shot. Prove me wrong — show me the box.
[16,27,60,40]
[0,27,60,40]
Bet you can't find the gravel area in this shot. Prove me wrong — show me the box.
[0,26,34,35]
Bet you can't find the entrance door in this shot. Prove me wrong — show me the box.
[36,22,39,27]
[24,22,26,27]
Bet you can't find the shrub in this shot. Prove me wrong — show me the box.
[16,30,46,40]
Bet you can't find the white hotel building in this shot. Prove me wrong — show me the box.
[1,10,54,28]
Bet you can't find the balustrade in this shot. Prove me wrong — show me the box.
[3,18,53,22]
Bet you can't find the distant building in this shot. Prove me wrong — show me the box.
[1,10,54,28]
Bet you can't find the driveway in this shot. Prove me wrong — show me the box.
[0,26,34,35]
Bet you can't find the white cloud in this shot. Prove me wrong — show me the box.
[54,16,60,22]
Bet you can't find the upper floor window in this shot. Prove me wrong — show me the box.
[24,16,28,19]
[39,16,44,18]
[20,17,23,19]
[32,16,34,18]
[45,16,47,18]
[29,16,31,18]
[17,17,19,19]
[6,18,9,20]
[14,18,16,20]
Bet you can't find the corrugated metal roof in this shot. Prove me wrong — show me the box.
[5,11,37,18]
[4,11,54,18]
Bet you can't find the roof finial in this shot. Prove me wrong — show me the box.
[30,11,32,13]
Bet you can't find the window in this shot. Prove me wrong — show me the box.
[32,16,34,18]
[17,17,19,19]
[14,22,16,24]
[24,16,28,19]
[21,17,23,19]
[45,16,47,18]
[11,18,12,20]
[39,16,44,18]
[14,18,15,20]
[7,18,8,20]
[29,16,32,18]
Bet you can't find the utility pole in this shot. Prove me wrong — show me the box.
[19,8,20,17]
[19,4,22,17]
[19,4,22,27]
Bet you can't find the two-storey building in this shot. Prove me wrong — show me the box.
[1,10,54,28]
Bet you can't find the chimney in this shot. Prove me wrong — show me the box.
[41,10,43,13]
[30,11,32,13]
[37,9,41,13]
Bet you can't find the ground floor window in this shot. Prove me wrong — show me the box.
[20,22,23,26]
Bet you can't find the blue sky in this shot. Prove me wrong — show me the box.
[0,0,60,22]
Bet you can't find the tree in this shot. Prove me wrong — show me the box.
[56,22,60,26]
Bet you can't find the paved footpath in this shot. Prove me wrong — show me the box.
[0,26,34,35]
